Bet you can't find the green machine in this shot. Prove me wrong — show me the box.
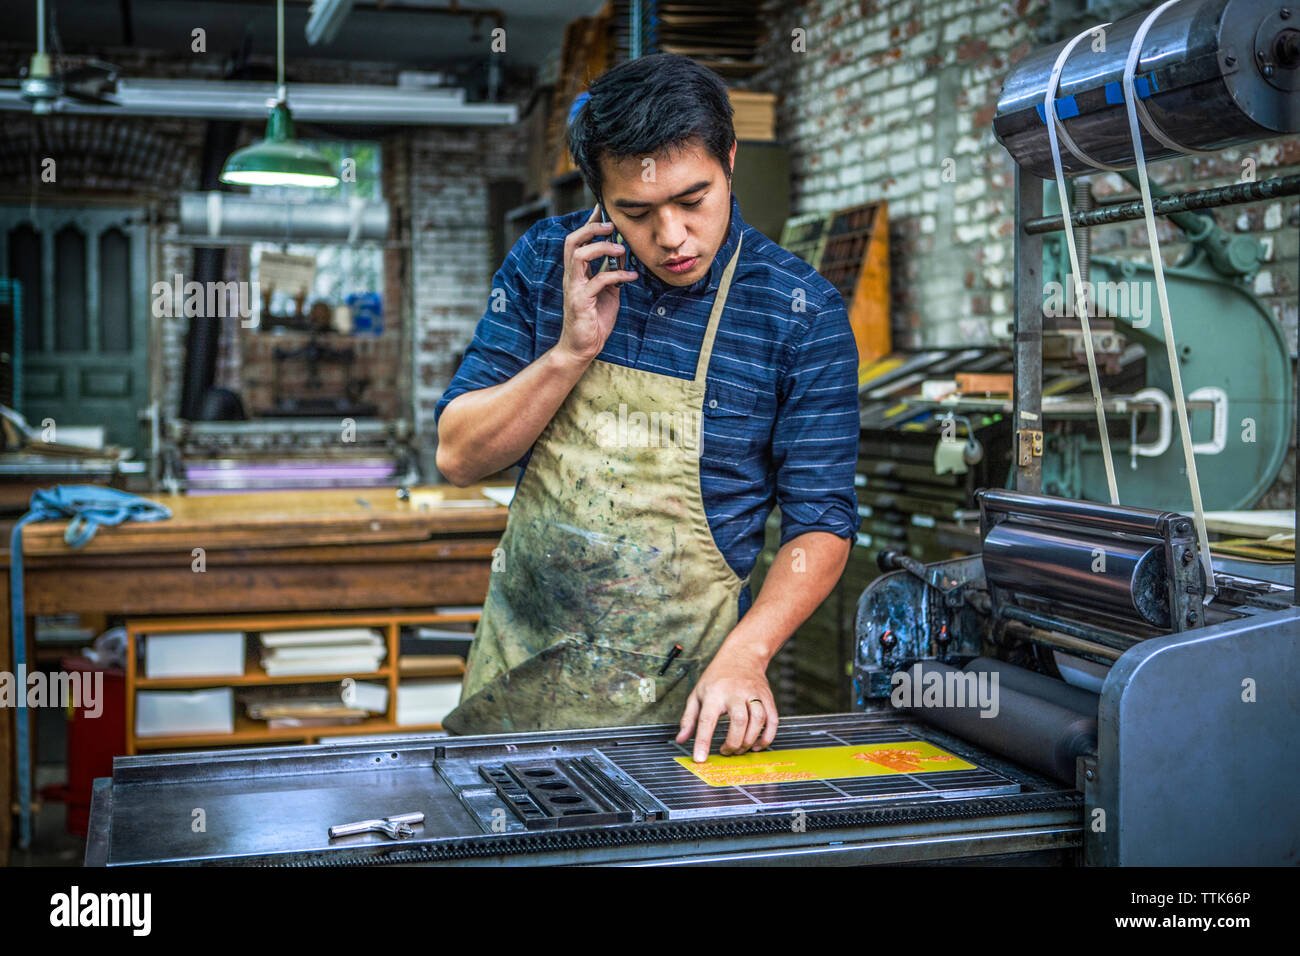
[761,173,1293,715]
[1039,172,1293,510]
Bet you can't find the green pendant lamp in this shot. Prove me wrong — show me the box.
[220,0,339,188]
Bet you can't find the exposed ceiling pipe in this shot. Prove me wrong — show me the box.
[178,192,390,241]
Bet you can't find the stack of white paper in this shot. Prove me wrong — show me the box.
[350,680,389,713]
[396,679,462,726]
[259,628,386,676]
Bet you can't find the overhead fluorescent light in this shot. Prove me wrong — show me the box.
[0,80,517,124]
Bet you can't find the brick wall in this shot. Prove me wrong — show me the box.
[409,123,530,476]
[754,0,1299,508]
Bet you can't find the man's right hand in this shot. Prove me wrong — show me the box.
[436,206,636,486]
[557,204,639,365]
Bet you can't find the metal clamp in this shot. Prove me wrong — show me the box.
[328,811,425,840]
[1188,386,1228,455]
[1129,386,1172,460]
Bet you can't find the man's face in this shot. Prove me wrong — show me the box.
[598,138,737,288]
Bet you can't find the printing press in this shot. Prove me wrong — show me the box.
[86,0,1299,866]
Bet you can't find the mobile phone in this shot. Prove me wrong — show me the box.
[588,201,626,279]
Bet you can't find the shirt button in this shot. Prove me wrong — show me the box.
[656,306,666,316]
[708,399,718,409]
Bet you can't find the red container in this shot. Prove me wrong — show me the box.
[51,655,125,836]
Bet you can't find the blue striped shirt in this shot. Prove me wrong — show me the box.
[434,193,861,618]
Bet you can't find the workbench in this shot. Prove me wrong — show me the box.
[2,484,507,865]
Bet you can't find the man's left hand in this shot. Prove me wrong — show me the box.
[675,641,778,762]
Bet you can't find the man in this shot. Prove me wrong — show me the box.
[435,53,860,762]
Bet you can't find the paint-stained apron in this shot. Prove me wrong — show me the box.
[442,237,747,735]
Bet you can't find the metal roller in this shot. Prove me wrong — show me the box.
[963,656,1101,716]
[975,488,1190,538]
[898,662,1097,785]
[982,521,1170,627]
[994,0,1300,178]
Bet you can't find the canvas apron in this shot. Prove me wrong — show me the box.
[443,236,747,735]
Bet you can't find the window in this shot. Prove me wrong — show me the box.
[248,140,384,328]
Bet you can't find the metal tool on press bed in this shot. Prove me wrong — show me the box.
[328,812,424,840]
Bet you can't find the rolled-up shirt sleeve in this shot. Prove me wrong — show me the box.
[771,289,862,545]
[433,220,544,432]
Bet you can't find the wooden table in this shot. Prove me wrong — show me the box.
[1,484,509,864]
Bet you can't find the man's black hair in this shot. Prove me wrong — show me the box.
[567,53,735,203]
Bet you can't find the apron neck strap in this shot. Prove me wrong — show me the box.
[694,233,743,384]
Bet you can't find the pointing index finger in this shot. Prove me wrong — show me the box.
[692,703,721,763]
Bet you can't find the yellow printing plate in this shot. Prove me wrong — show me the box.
[676,742,974,788]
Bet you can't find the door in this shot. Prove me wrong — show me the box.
[0,206,150,452]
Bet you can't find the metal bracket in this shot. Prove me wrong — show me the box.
[1080,754,1104,866]
[1017,429,1044,465]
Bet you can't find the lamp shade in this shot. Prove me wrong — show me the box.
[220,101,339,188]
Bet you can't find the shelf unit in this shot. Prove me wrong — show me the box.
[124,608,477,754]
